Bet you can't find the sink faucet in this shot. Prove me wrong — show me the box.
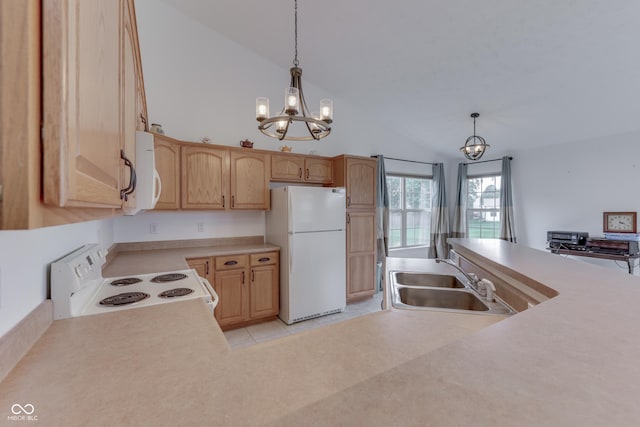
[435,259,497,302]
[435,258,480,287]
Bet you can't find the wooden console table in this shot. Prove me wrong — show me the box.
[548,248,639,274]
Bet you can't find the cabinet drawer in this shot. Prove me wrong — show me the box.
[250,252,279,266]
[215,254,248,270]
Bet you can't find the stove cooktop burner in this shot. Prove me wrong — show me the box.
[99,292,150,307]
[109,277,143,286]
[158,288,194,298]
[150,273,188,283]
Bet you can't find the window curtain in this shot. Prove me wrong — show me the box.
[375,155,389,292]
[428,163,450,259]
[499,156,516,243]
[451,163,468,239]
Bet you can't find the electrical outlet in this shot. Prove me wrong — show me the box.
[150,223,159,234]
[197,223,204,233]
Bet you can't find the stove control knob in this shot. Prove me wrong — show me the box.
[97,249,107,259]
[74,265,84,278]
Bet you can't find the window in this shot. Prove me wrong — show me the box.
[466,174,501,238]
[386,175,432,249]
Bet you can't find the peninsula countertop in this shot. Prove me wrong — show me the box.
[3,239,639,426]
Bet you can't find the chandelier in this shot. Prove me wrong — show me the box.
[460,113,490,160]
[256,0,333,141]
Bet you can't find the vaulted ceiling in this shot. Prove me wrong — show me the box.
[158,0,640,158]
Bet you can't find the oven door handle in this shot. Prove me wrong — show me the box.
[199,277,219,310]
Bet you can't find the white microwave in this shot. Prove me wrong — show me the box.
[123,131,162,215]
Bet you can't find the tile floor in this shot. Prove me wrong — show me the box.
[223,292,384,350]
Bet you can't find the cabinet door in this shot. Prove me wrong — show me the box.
[213,269,247,326]
[250,264,279,319]
[181,146,229,210]
[347,253,376,300]
[43,0,123,208]
[305,158,333,184]
[346,211,376,301]
[345,158,376,209]
[186,257,211,280]
[271,154,304,182]
[153,138,180,210]
[230,151,270,210]
[121,0,137,212]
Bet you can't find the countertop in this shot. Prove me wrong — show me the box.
[103,242,281,276]
[3,239,639,425]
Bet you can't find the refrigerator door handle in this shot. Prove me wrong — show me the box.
[289,235,294,273]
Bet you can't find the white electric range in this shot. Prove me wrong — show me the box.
[51,244,218,319]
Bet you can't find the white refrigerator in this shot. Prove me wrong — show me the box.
[266,186,346,324]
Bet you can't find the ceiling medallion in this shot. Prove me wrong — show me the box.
[256,0,333,141]
[460,113,490,160]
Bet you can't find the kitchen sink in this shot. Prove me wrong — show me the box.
[389,270,515,316]
[392,272,465,288]
[396,287,489,311]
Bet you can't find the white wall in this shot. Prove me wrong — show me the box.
[134,0,440,159]
[0,219,114,336]
[512,130,640,274]
[113,211,264,242]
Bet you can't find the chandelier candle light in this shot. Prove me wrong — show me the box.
[460,113,490,161]
[256,0,333,141]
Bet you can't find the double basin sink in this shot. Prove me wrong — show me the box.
[390,272,514,315]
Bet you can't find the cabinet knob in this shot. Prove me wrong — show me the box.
[251,269,255,282]
[298,168,303,178]
[222,195,225,208]
[224,260,238,266]
[347,196,351,207]
[232,195,235,208]
[258,257,270,262]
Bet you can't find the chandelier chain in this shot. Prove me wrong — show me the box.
[293,0,299,67]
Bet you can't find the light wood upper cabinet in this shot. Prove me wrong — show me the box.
[43,0,123,208]
[121,0,138,212]
[305,158,333,183]
[345,157,376,209]
[153,137,181,210]
[181,145,229,210]
[230,151,270,210]
[333,156,377,210]
[271,154,304,181]
[271,154,333,184]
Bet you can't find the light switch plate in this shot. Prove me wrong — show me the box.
[150,223,159,234]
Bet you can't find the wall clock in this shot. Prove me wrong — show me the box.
[603,212,637,233]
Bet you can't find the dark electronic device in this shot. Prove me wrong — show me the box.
[547,231,589,250]
[585,238,639,256]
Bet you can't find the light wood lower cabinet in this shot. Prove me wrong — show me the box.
[346,211,376,301]
[188,251,279,330]
[249,252,279,320]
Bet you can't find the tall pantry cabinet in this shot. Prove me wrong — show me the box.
[333,156,378,302]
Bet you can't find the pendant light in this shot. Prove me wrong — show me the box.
[256,0,333,141]
[460,113,490,160]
